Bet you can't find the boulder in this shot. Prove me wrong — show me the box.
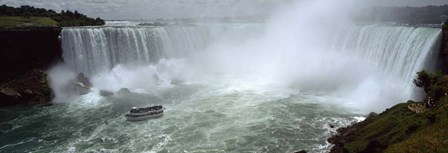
[24,89,34,95]
[1,88,21,97]
[117,88,131,95]
[65,82,90,95]
[0,88,22,106]
[76,73,92,88]
[62,73,93,96]
[100,90,114,97]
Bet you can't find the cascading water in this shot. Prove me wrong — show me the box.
[61,24,441,104]
[61,24,261,76]
[327,26,441,100]
[329,26,441,84]
[1,0,444,152]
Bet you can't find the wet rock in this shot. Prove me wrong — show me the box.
[76,73,92,87]
[100,90,114,97]
[294,150,307,153]
[0,88,22,106]
[1,88,21,97]
[65,82,90,95]
[62,73,93,96]
[0,70,52,107]
[117,88,131,95]
[328,115,374,153]
[24,89,34,95]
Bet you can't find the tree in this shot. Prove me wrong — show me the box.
[443,20,448,29]
[413,71,433,93]
[22,11,32,19]
[0,5,106,27]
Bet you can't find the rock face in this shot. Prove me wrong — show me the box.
[0,28,62,82]
[441,26,448,73]
[0,28,62,107]
[0,70,52,106]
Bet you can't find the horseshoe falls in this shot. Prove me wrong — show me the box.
[60,24,261,76]
[0,2,444,152]
[61,24,441,105]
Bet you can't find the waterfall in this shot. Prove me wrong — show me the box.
[60,24,441,102]
[61,24,259,76]
[61,25,441,82]
[328,26,441,84]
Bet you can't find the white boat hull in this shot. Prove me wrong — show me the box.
[125,113,163,121]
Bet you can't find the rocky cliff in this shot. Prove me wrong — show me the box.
[440,24,448,73]
[0,28,62,106]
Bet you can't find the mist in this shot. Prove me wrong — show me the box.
[43,0,438,113]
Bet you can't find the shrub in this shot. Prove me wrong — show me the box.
[414,71,434,93]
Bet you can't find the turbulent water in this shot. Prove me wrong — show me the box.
[0,85,362,152]
[0,22,441,152]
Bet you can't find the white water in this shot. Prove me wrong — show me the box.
[60,24,441,112]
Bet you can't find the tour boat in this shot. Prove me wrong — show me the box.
[125,105,164,121]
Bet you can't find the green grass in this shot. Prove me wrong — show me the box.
[0,16,58,28]
[386,97,448,153]
[342,102,431,152]
[339,72,448,153]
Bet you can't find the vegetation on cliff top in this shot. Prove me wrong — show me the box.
[329,71,448,153]
[0,5,105,28]
[0,16,58,28]
[443,20,448,29]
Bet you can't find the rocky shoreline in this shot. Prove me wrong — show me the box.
[328,112,379,153]
[0,69,52,106]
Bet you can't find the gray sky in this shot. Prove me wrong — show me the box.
[1,0,447,20]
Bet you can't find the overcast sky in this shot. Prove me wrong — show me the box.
[1,0,447,20]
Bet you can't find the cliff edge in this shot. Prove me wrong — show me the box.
[0,28,62,106]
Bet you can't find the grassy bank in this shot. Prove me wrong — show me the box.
[0,5,105,28]
[329,71,448,153]
[0,16,58,28]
